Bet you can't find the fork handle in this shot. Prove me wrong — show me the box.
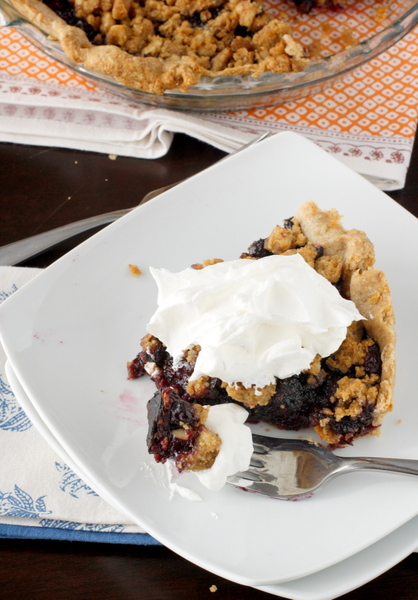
[0,208,130,266]
[343,456,418,477]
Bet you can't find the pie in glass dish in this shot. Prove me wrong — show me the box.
[10,0,308,93]
[128,201,396,476]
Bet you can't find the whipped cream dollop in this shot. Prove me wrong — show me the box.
[147,254,363,389]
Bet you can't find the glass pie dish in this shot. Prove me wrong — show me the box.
[0,0,417,110]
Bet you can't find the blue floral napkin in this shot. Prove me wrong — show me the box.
[0,266,159,544]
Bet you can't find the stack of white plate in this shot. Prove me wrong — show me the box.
[1,133,418,600]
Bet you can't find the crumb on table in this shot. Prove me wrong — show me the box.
[128,264,142,276]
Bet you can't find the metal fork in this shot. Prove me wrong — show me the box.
[0,133,270,266]
[227,434,418,500]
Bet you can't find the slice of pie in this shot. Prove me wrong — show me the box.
[128,201,395,476]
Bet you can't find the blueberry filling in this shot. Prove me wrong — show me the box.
[146,387,202,464]
[247,371,340,431]
[245,239,274,259]
[40,0,97,40]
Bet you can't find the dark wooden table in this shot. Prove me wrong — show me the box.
[1,134,418,600]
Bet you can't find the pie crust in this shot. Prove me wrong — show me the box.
[295,201,396,441]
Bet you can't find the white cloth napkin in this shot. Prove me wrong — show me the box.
[0,266,151,541]
[0,72,255,157]
[0,71,414,191]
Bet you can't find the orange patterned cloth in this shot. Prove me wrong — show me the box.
[227,31,418,138]
[0,19,417,189]
[0,27,97,88]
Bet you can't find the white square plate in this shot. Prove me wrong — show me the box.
[5,359,418,600]
[1,132,418,586]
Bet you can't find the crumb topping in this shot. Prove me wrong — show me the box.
[186,375,212,397]
[176,402,221,471]
[128,263,142,276]
[314,254,343,283]
[326,322,374,374]
[221,381,276,408]
[184,345,202,363]
[332,375,379,421]
[34,0,307,93]
[177,426,221,470]
[141,332,162,355]
[264,219,306,253]
[304,354,324,385]
[282,244,318,268]
[192,258,224,270]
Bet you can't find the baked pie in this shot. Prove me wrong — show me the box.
[128,201,396,476]
[11,0,308,94]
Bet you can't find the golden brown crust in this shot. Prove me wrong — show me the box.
[295,200,376,285]
[296,201,396,433]
[177,427,221,470]
[10,0,307,94]
[350,268,396,423]
[221,381,276,408]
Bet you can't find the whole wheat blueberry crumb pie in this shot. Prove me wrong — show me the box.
[9,0,360,94]
[10,0,311,94]
[128,201,396,488]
